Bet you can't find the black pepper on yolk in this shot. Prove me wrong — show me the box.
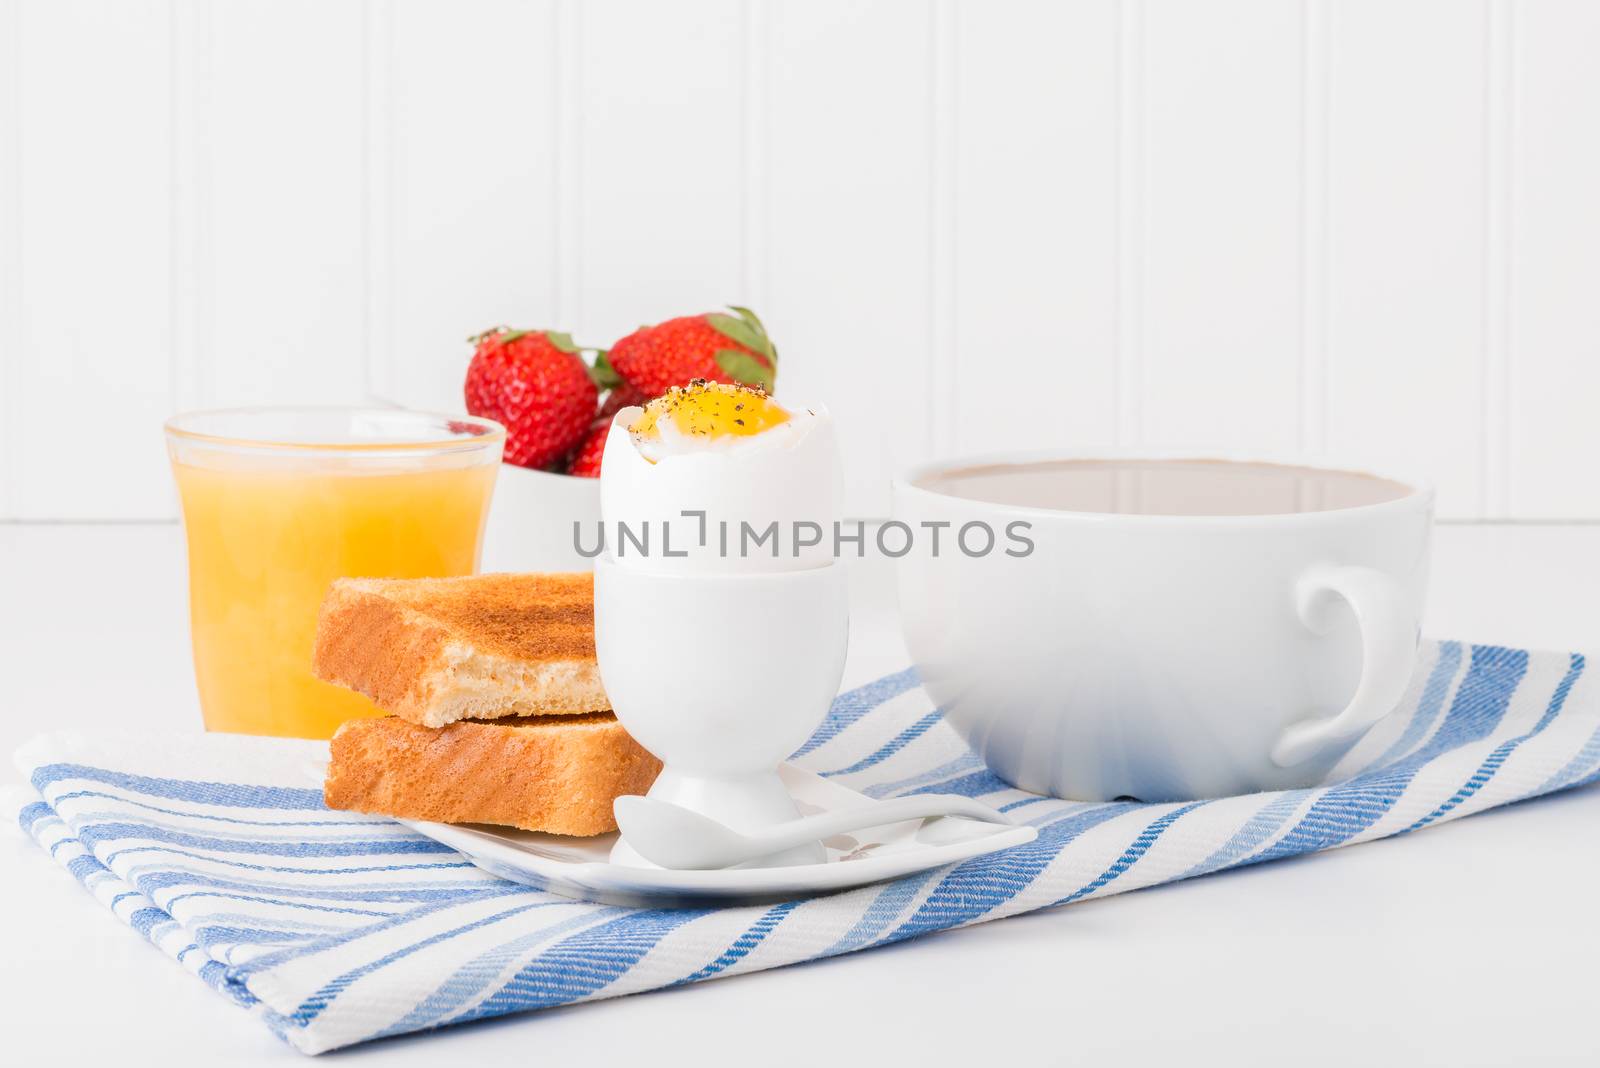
[629,379,792,442]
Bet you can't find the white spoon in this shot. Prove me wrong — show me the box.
[613,793,1015,871]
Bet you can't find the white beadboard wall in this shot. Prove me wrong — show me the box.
[1,0,1598,521]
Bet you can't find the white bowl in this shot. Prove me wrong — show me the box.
[478,463,601,574]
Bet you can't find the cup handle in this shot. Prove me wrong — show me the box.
[1270,564,1418,768]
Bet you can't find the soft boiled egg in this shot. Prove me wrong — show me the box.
[599,380,839,572]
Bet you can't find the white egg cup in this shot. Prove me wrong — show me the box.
[593,556,850,868]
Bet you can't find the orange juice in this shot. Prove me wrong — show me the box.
[167,409,503,738]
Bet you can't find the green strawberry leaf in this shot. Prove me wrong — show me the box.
[706,313,765,354]
[728,304,768,336]
[721,305,777,362]
[715,348,775,392]
[544,330,580,354]
[588,350,622,390]
[497,329,533,344]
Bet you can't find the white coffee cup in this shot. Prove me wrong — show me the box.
[893,451,1433,801]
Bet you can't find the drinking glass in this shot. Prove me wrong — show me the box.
[166,407,504,738]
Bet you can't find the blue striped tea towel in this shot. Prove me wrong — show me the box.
[10,640,1598,1055]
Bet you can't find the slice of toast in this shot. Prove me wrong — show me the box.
[324,713,659,836]
[312,573,610,728]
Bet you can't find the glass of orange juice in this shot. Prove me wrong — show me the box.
[165,408,504,739]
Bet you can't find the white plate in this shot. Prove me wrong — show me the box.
[312,760,1037,907]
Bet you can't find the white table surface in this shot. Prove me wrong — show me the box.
[2,522,1598,1066]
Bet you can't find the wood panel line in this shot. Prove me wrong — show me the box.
[554,0,582,332]
[1299,0,1330,460]
[1483,0,1513,517]
[1113,0,1145,447]
[929,0,957,455]
[547,1,562,323]
[169,0,198,423]
[740,0,771,316]
[187,0,214,414]
[361,0,396,405]
[0,0,21,517]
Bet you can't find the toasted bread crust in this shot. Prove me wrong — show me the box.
[312,573,610,728]
[324,714,659,836]
[342,573,601,663]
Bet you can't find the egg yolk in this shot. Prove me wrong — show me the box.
[629,380,791,441]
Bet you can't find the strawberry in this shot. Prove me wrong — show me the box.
[605,306,777,396]
[597,381,649,423]
[464,328,597,469]
[567,419,609,478]
[565,380,649,479]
